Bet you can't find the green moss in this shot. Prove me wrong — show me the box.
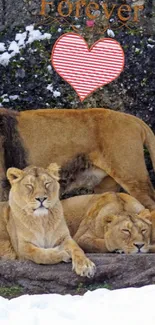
[50,25,58,33]
[85,283,112,291]
[0,285,23,298]
[76,282,112,293]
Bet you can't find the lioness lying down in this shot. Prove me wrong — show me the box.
[62,193,154,254]
[0,164,95,278]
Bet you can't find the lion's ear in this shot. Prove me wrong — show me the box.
[7,168,25,185]
[47,163,60,180]
[139,209,152,224]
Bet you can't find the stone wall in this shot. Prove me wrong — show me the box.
[0,0,155,32]
[0,0,41,31]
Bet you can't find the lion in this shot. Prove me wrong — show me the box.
[0,108,155,209]
[62,192,153,254]
[0,163,96,278]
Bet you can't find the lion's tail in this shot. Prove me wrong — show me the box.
[142,121,155,172]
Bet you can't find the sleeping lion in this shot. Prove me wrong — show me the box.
[0,108,155,209]
[0,164,96,278]
[62,192,154,254]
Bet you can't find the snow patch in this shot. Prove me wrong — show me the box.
[8,41,20,54]
[107,29,115,38]
[15,32,27,47]
[0,43,6,52]
[53,90,61,97]
[0,25,52,66]
[0,285,155,324]
[47,84,53,92]
[0,52,12,66]
[26,25,34,32]
[47,65,52,72]
[26,30,51,44]
[147,44,154,48]
[9,95,19,100]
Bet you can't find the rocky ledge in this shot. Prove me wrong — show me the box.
[0,254,155,299]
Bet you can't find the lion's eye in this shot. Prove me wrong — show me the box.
[45,182,52,189]
[142,229,147,234]
[25,184,33,190]
[122,229,131,235]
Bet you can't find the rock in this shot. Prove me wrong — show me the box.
[1,254,155,298]
[0,0,41,31]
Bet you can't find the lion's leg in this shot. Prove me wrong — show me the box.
[19,243,70,264]
[74,232,109,253]
[0,241,17,260]
[94,176,120,194]
[92,147,155,210]
[114,174,155,211]
[63,238,96,277]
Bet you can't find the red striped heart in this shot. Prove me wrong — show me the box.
[52,33,124,101]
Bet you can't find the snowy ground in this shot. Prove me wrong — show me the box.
[0,285,155,325]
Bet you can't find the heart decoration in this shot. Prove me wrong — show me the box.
[51,33,124,101]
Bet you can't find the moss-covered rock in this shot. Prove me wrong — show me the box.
[0,285,23,299]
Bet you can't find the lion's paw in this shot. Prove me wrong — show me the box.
[72,255,96,278]
[53,246,71,263]
[61,250,71,263]
[115,249,124,254]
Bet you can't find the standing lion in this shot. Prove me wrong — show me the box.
[0,107,155,209]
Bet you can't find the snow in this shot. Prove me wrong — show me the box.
[26,29,51,44]
[53,90,61,97]
[26,25,34,32]
[1,98,9,103]
[47,84,53,92]
[107,29,115,38]
[0,285,155,325]
[147,44,154,49]
[0,43,6,52]
[15,32,27,47]
[0,25,52,66]
[47,85,61,98]
[9,95,19,100]
[47,65,52,72]
[8,41,20,54]
[1,94,8,99]
[0,52,12,66]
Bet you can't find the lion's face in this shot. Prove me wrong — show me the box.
[104,210,152,254]
[7,163,60,216]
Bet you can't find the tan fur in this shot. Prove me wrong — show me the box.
[14,108,155,210]
[62,193,152,254]
[0,108,155,208]
[0,164,96,278]
[147,210,155,252]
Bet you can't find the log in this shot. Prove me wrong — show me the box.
[0,254,155,298]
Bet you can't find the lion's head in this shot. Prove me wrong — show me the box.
[7,163,60,216]
[103,210,152,254]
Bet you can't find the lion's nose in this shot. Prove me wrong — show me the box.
[35,197,47,203]
[134,243,144,250]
